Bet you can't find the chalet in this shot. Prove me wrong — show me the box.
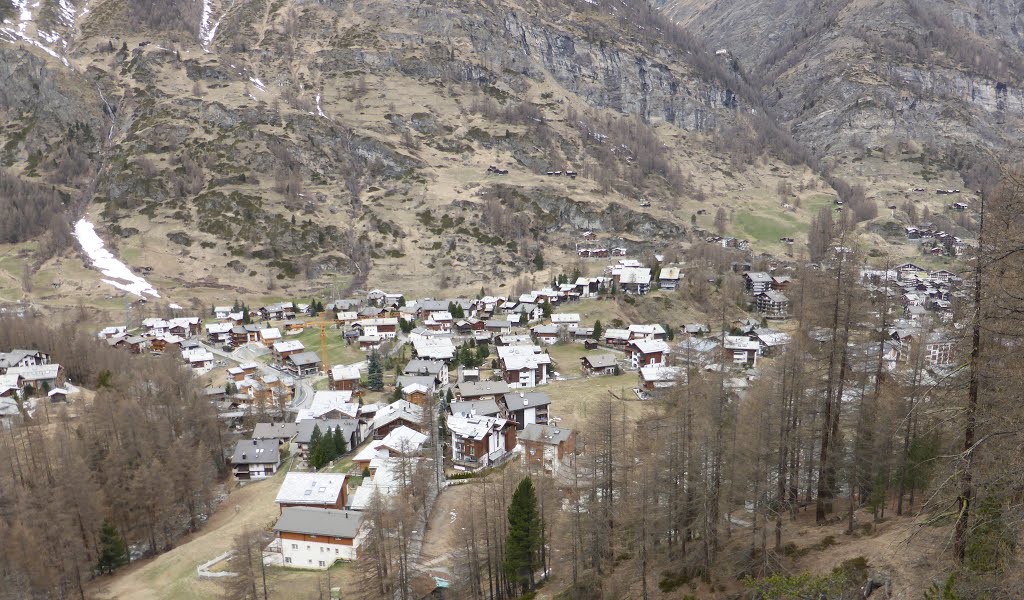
[97,326,127,340]
[275,472,347,514]
[724,336,760,367]
[0,350,51,374]
[754,330,791,355]
[425,311,454,332]
[616,267,652,295]
[744,272,773,293]
[231,324,265,347]
[628,324,667,340]
[755,291,791,318]
[581,353,618,375]
[274,507,366,568]
[260,328,283,346]
[448,414,517,470]
[519,424,576,476]
[124,335,151,354]
[411,337,457,362]
[531,324,560,345]
[182,348,214,371]
[403,359,450,386]
[639,365,685,391]
[372,400,424,439]
[168,317,202,337]
[272,340,306,365]
[378,425,428,457]
[5,364,63,392]
[658,267,682,290]
[206,322,233,345]
[47,388,68,403]
[227,362,260,382]
[253,422,299,447]
[401,383,430,406]
[230,439,281,480]
[484,319,514,335]
[550,313,581,327]
[150,334,183,354]
[329,364,361,392]
[412,299,451,319]
[496,346,551,388]
[455,381,511,402]
[260,302,296,320]
[572,277,604,297]
[929,270,958,285]
[502,392,551,430]
[770,275,792,291]
[395,375,437,396]
[282,319,307,333]
[0,374,21,398]
[683,323,710,337]
[353,318,398,340]
[294,419,361,459]
[626,339,669,370]
[450,399,503,418]
[285,352,322,377]
[495,334,533,347]
[604,328,630,347]
[299,391,357,421]
[895,263,928,282]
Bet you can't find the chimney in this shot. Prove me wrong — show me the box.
[253,439,258,445]
[241,453,247,460]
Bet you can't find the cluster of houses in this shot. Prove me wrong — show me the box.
[904,225,968,257]
[878,263,963,323]
[0,349,67,420]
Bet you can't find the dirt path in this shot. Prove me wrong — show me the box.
[90,470,287,600]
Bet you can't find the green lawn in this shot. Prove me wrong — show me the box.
[288,327,366,367]
[544,372,641,431]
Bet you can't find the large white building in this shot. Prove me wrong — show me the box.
[274,507,367,568]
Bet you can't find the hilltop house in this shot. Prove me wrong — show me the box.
[496,346,551,388]
[372,400,424,439]
[329,364,361,392]
[274,507,366,568]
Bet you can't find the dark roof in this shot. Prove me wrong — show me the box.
[582,354,617,369]
[503,392,552,411]
[252,422,299,439]
[230,439,280,465]
[457,381,511,397]
[449,399,501,417]
[288,352,322,366]
[273,507,364,539]
[518,423,573,445]
[294,419,359,444]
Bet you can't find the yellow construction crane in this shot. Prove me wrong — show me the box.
[302,318,339,375]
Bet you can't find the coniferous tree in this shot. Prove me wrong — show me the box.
[504,477,543,594]
[593,320,603,340]
[97,519,129,575]
[333,426,347,456]
[367,351,384,391]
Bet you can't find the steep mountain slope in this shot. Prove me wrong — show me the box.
[658,0,1024,165]
[0,0,837,310]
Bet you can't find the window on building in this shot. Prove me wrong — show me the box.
[318,561,325,567]
[292,543,298,549]
[285,557,292,564]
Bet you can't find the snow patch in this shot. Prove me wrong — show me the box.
[73,219,160,298]
[0,25,69,66]
[249,77,265,91]
[199,0,216,49]
[315,93,326,117]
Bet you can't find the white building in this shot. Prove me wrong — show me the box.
[274,507,367,568]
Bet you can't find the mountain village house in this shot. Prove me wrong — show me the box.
[519,424,576,476]
[447,414,517,470]
[230,439,281,480]
[274,507,366,568]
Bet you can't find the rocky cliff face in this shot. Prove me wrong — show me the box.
[659,0,1024,166]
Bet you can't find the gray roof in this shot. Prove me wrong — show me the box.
[288,351,322,366]
[295,419,360,445]
[395,375,436,391]
[582,354,617,369]
[273,507,364,539]
[449,399,501,417]
[457,381,511,398]
[403,359,446,376]
[230,439,280,465]
[746,272,773,282]
[518,424,573,445]
[503,392,551,411]
[252,422,299,440]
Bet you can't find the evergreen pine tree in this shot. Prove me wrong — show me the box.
[504,477,543,594]
[542,299,552,319]
[533,250,544,271]
[593,320,603,340]
[333,426,347,455]
[367,351,384,391]
[97,519,129,574]
[309,424,323,467]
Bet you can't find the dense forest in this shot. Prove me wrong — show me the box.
[0,317,226,600]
